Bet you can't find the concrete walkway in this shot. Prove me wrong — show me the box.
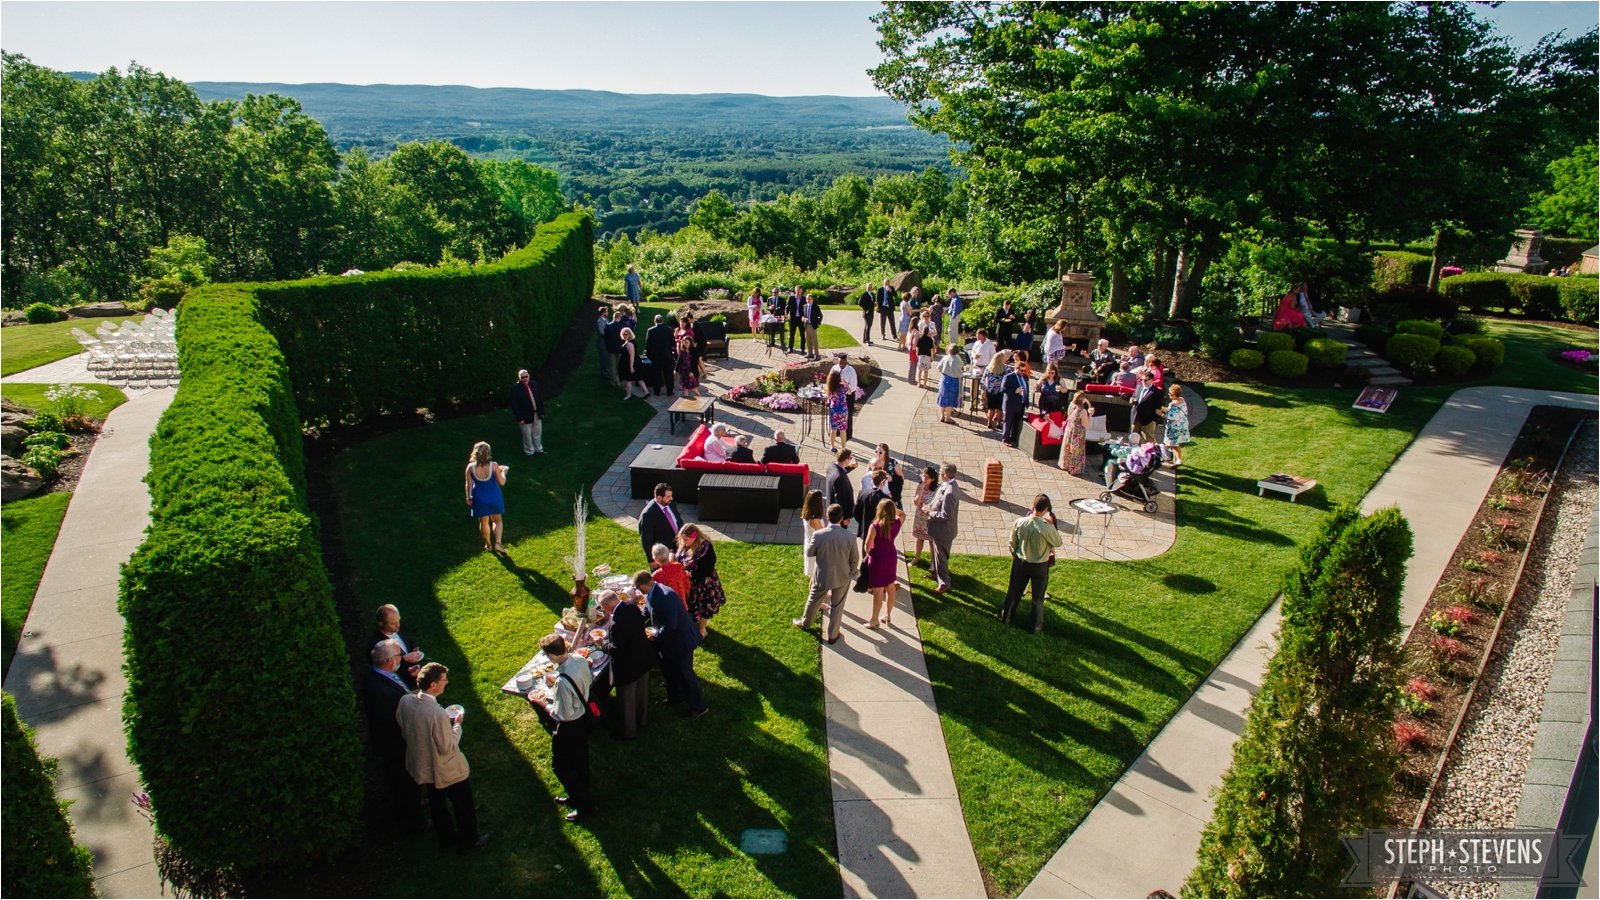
[3,385,174,898]
[1022,386,1596,898]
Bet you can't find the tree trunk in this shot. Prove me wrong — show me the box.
[1108,260,1131,314]
[1169,233,1221,320]
[1150,244,1173,309]
[1427,227,1446,292]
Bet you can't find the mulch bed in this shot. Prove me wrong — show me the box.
[1385,405,1590,830]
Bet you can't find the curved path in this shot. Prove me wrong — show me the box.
[1023,386,1597,899]
[2,379,173,898]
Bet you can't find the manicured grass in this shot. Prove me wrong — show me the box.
[1,492,71,676]
[1,320,85,376]
[731,324,859,350]
[1472,319,1596,394]
[331,351,837,897]
[1,384,128,421]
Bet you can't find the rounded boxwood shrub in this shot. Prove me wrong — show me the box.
[1557,278,1598,326]
[1230,347,1265,370]
[1303,338,1348,368]
[1433,344,1475,377]
[23,302,62,324]
[1394,319,1445,341]
[1454,335,1505,369]
[1268,349,1309,377]
[1386,333,1441,371]
[1256,331,1296,354]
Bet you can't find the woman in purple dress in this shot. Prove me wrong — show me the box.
[863,498,905,628]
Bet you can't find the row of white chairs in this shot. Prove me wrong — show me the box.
[72,312,180,385]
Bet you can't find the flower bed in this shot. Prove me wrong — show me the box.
[719,356,883,415]
[1385,406,1591,841]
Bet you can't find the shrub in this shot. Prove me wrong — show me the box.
[1385,333,1441,371]
[1371,251,1432,292]
[1193,313,1243,358]
[1185,507,1412,898]
[256,212,594,426]
[21,430,70,450]
[20,446,63,479]
[674,272,737,300]
[1302,338,1348,368]
[1507,275,1563,319]
[1427,609,1462,636]
[1452,335,1505,369]
[1368,284,1457,323]
[1446,314,1487,336]
[1557,277,1598,326]
[1406,676,1439,702]
[1441,272,1513,313]
[120,284,362,872]
[23,302,62,324]
[1268,350,1309,377]
[1429,635,1471,666]
[1229,348,1265,370]
[1393,720,1430,752]
[1255,331,1295,354]
[1433,344,1475,376]
[41,384,100,431]
[1152,323,1194,351]
[1,693,96,898]
[1394,319,1445,341]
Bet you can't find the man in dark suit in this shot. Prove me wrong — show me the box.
[1001,353,1031,447]
[363,639,420,828]
[853,469,893,539]
[636,568,707,719]
[370,604,424,688]
[857,289,876,344]
[603,311,626,387]
[728,435,756,463]
[785,286,805,352]
[876,279,898,344]
[760,429,800,465]
[1131,369,1163,444]
[509,368,545,455]
[993,299,1019,347]
[638,483,683,563]
[644,314,677,396]
[603,590,656,739]
[823,449,856,529]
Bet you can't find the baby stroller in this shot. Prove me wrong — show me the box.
[1101,444,1162,513]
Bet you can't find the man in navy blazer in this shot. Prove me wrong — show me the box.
[363,639,421,827]
[638,483,684,563]
[635,568,707,719]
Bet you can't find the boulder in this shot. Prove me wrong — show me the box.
[69,302,138,319]
[1,455,44,502]
[1,424,27,455]
[676,300,754,334]
[888,270,922,295]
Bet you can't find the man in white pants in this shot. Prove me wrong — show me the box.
[509,369,545,455]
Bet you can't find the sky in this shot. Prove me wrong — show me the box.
[0,1,1594,97]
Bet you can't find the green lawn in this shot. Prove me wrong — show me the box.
[1,384,129,421]
[1,320,85,376]
[731,324,859,350]
[910,319,1595,894]
[332,350,837,897]
[1,492,71,676]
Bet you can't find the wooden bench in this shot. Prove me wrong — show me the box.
[696,473,781,524]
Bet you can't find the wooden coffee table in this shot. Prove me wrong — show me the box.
[668,396,715,434]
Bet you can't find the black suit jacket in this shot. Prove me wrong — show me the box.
[509,379,543,422]
[785,293,803,322]
[760,441,800,465]
[729,446,756,464]
[824,463,855,522]
[648,584,701,659]
[1132,385,1165,427]
[803,300,823,328]
[638,500,683,562]
[854,487,892,539]
[362,668,409,760]
[608,601,658,686]
[368,629,421,688]
[645,323,677,366]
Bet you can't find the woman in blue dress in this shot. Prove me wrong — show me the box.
[936,343,963,423]
[464,441,508,552]
[826,369,849,452]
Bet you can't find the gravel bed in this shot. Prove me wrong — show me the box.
[1422,424,1597,899]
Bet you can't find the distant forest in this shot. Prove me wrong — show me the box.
[186,82,953,239]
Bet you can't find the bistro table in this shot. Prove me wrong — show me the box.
[1069,496,1118,549]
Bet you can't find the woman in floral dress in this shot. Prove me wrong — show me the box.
[825,369,848,452]
[674,314,700,399]
[908,466,937,566]
[1058,391,1093,475]
[1163,384,1190,465]
[676,524,726,638]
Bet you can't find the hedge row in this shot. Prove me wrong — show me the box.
[1538,237,1591,270]
[1440,271,1598,325]
[257,212,595,425]
[119,285,362,873]
[1185,507,1412,897]
[2,693,96,897]
[1371,251,1432,292]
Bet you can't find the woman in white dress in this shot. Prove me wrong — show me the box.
[800,489,826,581]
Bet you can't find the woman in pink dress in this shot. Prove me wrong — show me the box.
[908,466,936,566]
[863,498,905,628]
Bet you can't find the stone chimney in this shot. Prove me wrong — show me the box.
[1046,271,1103,348]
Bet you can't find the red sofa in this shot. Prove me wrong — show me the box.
[1021,411,1066,460]
[673,425,811,507]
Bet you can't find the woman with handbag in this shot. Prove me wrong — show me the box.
[862,498,905,628]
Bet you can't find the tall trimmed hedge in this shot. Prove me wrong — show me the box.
[256,212,595,425]
[2,693,97,898]
[1185,507,1412,898]
[1441,270,1598,324]
[119,285,362,873]
[1371,251,1431,292]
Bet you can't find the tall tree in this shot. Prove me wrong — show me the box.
[213,94,338,280]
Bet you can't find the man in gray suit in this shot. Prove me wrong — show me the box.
[922,462,961,593]
[793,504,861,644]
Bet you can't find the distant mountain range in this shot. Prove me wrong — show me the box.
[184,82,918,132]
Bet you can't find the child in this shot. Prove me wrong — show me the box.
[1163,384,1190,465]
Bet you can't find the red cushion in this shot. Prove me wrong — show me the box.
[676,425,711,466]
[1085,382,1133,397]
[1025,413,1064,445]
[723,461,765,474]
[765,462,811,484]
[680,457,722,472]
